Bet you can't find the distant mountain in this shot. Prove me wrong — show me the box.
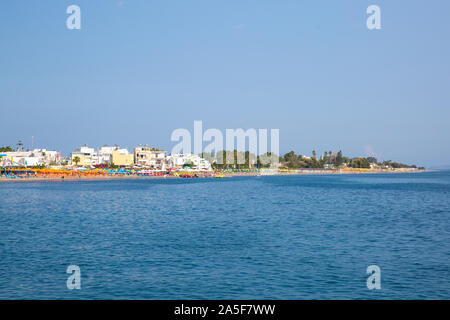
[428,164,450,170]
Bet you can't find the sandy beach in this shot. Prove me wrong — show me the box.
[0,168,426,182]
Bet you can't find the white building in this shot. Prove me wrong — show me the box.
[71,145,133,166]
[134,147,166,169]
[166,154,212,171]
[0,149,61,167]
[98,146,116,164]
[70,146,99,166]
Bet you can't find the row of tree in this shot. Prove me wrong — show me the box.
[199,150,421,170]
[280,150,421,169]
[200,150,277,169]
[282,150,348,168]
[280,150,424,169]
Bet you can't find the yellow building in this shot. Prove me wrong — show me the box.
[70,145,133,167]
[112,149,134,166]
[71,154,89,166]
[71,146,97,166]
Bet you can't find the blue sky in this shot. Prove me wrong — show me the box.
[1,0,449,167]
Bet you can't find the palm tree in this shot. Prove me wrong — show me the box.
[73,156,81,166]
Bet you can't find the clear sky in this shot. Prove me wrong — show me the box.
[1,0,449,167]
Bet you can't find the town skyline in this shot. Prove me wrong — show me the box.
[1,140,424,171]
[0,131,445,169]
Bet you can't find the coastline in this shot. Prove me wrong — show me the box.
[0,169,428,182]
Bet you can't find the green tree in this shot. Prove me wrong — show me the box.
[73,156,81,166]
[366,157,378,164]
[284,151,296,163]
[0,146,13,152]
[335,151,344,166]
[349,158,371,169]
[334,150,344,167]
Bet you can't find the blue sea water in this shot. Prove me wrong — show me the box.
[0,172,449,299]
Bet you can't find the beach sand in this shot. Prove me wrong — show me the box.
[0,169,425,182]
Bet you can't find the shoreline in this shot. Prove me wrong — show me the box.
[0,169,428,182]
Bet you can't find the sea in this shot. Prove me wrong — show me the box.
[0,171,449,299]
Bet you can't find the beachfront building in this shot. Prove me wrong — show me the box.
[133,147,166,169]
[70,146,98,166]
[71,145,133,167]
[112,149,133,166]
[166,153,212,171]
[1,151,41,167]
[98,145,134,166]
[97,146,115,164]
[0,149,61,167]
